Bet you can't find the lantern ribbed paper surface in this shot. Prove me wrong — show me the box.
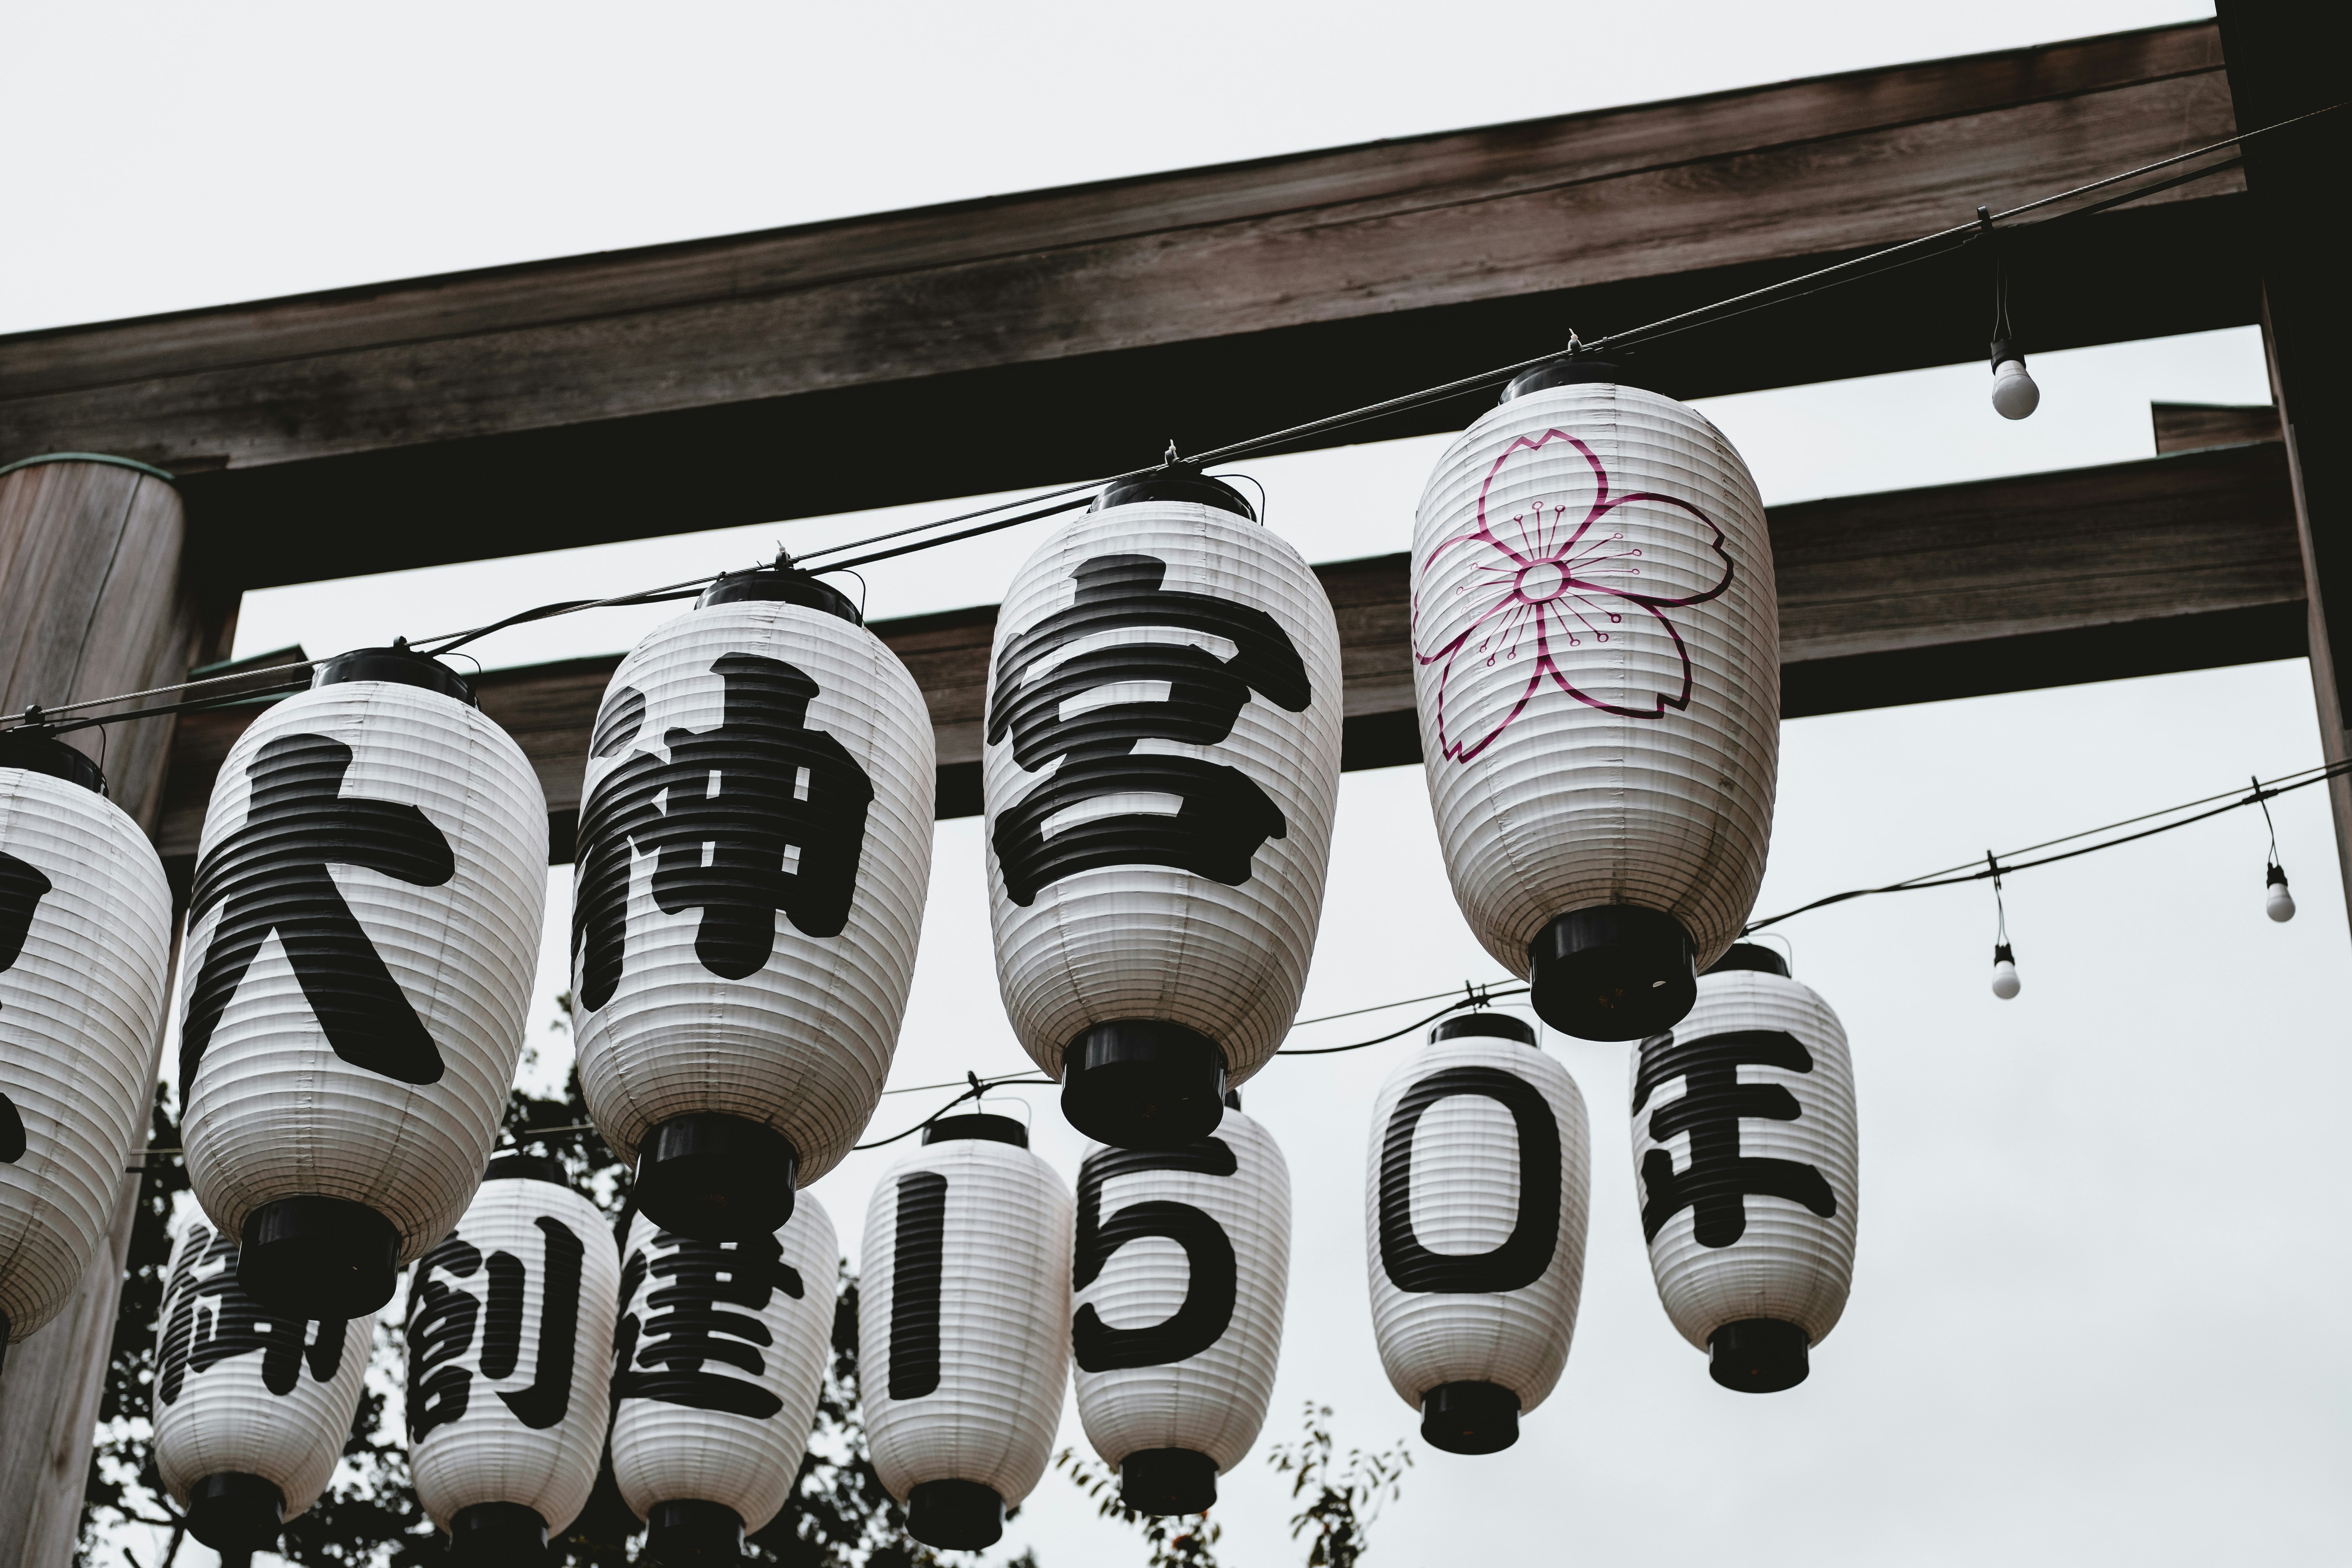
[178,652,548,1317]
[152,1214,374,1554]
[0,756,174,1355]
[407,1160,620,1548]
[1630,947,1858,1392]
[860,1117,1073,1550]
[984,485,1343,1148]
[1073,1104,1290,1514]
[1364,1014,1590,1454]
[573,574,934,1239]
[1412,371,1778,1040]
[610,1194,836,1541]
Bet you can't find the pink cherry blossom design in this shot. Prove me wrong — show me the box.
[1414,427,1735,762]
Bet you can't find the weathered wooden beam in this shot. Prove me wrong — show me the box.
[2152,401,2281,454]
[0,458,221,1568]
[148,439,2304,870]
[0,23,2249,591]
[2216,0,2352,908]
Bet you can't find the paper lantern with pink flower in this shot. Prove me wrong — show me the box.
[1411,358,1779,1040]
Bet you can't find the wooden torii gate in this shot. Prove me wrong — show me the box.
[1,11,2343,1563]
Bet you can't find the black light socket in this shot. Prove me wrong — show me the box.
[186,1473,284,1554]
[1119,1447,1219,1514]
[1419,1380,1521,1454]
[239,1195,400,1318]
[646,1499,745,1563]
[450,1501,548,1564]
[1528,906,1697,1040]
[1061,1020,1227,1150]
[1707,1318,1811,1393]
[314,644,477,706]
[634,1113,799,1241]
[906,1479,1004,1550]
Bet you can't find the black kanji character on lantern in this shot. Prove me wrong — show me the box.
[987,553,1311,906]
[407,1234,482,1438]
[612,1229,804,1418]
[0,847,51,1163]
[572,654,875,1011]
[179,733,456,1097]
[1073,1140,1239,1372]
[156,1224,347,1405]
[1632,1028,1837,1249]
[406,1216,588,1441]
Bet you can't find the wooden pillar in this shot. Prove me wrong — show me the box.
[2217,2,2352,913]
[0,455,217,1568]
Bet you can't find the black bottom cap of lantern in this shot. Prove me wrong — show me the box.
[907,1479,1004,1550]
[238,1196,399,1318]
[1120,1448,1219,1514]
[1528,906,1697,1041]
[187,1472,284,1554]
[451,1501,549,1563]
[1419,1381,1521,1454]
[1708,1318,1811,1393]
[646,1499,745,1563]
[635,1114,799,1241]
[1062,1021,1226,1151]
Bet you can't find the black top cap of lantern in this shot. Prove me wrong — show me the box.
[922,1112,1029,1148]
[1704,943,1791,978]
[1501,352,1642,403]
[1093,461,1256,522]
[483,1153,570,1186]
[316,645,478,707]
[1432,1011,1538,1045]
[0,725,106,795]
[1222,1089,1243,1111]
[699,565,864,625]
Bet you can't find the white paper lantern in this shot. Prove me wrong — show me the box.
[860,1113,1073,1550]
[0,731,174,1368]
[1412,359,1779,1040]
[1630,944,1859,1391]
[1364,1012,1590,1453]
[407,1156,621,1561]
[985,470,1344,1148]
[610,1191,836,1560]
[179,646,548,1319]
[151,1211,375,1563]
[1073,1092,1289,1513]
[573,569,934,1241]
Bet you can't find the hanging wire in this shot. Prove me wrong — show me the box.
[1744,759,2352,933]
[1278,982,1530,1056]
[1983,205,2016,345]
[0,659,318,729]
[13,102,2341,737]
[1987,851,2011,948]
[412,574,722,658]
[2255,772,2285,866]
[853,1069,1056,1149]
[1210,470,1272,526]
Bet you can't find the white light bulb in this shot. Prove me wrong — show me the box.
[1991,360,2040,420]
[2267,866,2296,923]
[1990,960,2021,1000]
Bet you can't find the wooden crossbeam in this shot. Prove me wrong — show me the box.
[150,439,2303,873]
[0,23,2247,592]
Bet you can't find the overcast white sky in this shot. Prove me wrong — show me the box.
[20,2,2350,1566]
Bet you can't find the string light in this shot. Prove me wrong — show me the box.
[2256,774,2297,923]
[1979,206,2040,421]
[1986,853,2022,1000]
